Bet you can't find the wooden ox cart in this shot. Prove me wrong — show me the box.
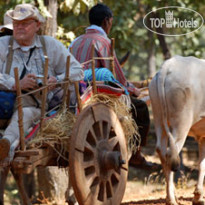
[0,40,141,205]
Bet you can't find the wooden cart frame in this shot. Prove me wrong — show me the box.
[0,39,130,205]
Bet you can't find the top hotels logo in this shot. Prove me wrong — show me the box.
[143,6,204,36]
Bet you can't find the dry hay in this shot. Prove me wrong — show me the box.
[27,93,140,158]
[26,109,76,158]
[82,93,140,152]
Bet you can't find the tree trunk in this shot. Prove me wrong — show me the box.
[37,167,69,204]
[23,171,36,199]
[42,0,58,37]
[154,12,171,60]
[147,33,156,78]
[147,14,156,78]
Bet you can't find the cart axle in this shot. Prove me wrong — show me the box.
[100,151,125,172]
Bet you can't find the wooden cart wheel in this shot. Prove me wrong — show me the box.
[69,102,128,205]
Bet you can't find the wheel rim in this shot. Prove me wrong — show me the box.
[69,103,128,205]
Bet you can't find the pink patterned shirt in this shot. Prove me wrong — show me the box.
[69,26,139,96]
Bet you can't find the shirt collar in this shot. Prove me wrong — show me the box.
[86,25,107,37]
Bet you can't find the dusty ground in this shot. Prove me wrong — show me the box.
[121,162,198,205]
[3,136,200,205]
[121,136,200,205]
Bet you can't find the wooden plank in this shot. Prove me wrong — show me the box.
[14,68,25,150]
[40,57,49,131]
[91,44,97,94]
[110,38,116,78]
[74,81,82,112]
[62,55,70,109]
[14,149,40,157]
[12,144,69,174]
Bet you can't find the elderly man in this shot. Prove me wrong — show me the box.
[70,3,150,167]
[0,3,83,165]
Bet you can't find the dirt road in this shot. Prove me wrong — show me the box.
[121,136,199,205]
[122,180,197,205]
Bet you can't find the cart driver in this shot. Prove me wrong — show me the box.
[0,3,84,166]
[69,3,151,167]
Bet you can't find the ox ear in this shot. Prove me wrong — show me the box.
[119,51,130,67]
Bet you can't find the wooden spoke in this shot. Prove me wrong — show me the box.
[85,172,98,188]
[86,128,97,147]
[90,176,100,194]
[84,141,95,153]
[106,179,114,198]
[83,160,95,169]
[83,146,94,162]
[111,171,120,183]
[108,137,119,150]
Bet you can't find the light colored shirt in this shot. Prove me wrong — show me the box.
[0,35,84,90]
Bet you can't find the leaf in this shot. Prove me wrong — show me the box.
[65,0,75,10]
[37,0,52,18]
[73,1,81,15]
[80,0,89,7]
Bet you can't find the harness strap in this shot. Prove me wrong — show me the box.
[39,35,47,57]
[5,36,13,75]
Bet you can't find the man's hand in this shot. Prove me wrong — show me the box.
[127,82,141,97]
[48,76,57,91]
[20,74,37,90]
[12,74,59,91]
[13,73,37,91]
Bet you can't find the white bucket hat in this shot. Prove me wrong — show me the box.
[0,11,13,31]
[7,3,45,23]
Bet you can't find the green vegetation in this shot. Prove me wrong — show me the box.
[1,0,205,80]
[1,1,204,204]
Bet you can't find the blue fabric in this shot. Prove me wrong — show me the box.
[84,68,129,95]
[84,68,116,82]
[0,91,16,119]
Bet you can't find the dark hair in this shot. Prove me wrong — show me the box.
[89,3,113,26]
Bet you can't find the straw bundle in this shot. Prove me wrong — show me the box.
[27,93,140,155]
[27,110,76,156]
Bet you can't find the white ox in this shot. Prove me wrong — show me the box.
[149,55,205,205]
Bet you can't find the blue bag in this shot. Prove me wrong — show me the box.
[0,91,16,119]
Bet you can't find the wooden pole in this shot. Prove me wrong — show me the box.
[14,67,25,151]
[91,44,97,94]
[74,81,82,112]
[70,47,82,112]
[40,56,49,132]
[62,56,70,109]
[110,38,116,78]
[11,169,30,205]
